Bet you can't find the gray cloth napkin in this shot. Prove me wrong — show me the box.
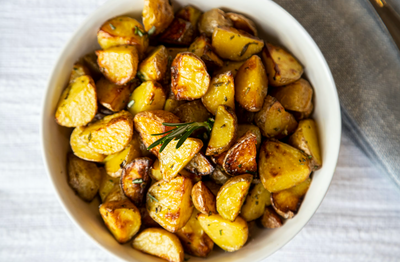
[273,0,400,187]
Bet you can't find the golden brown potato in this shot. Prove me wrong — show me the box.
[216,174,253,221]
[171,52,210,100]
[70,127,106,162]
[206,105,238,156]
[254,95,298,139]
[192,181,217,215]
[55,75,97,127]
[176,209,214,257]
[202,71,235,115]
[237,124,262,149]
[97,16,148,55]
[235,104,255,124]
[226,12,258,36]
[96,77,132,112]
[149,158,162,181]
[185,152,214,175]
[159,18,195,46]
[167,47,188,60]
[138,45,169,82]
[127,81,167,117]
[189,35,223,71]
[212,27,264,61]
[104,184,127,203]
[99,199,141,243]
[213,60,245,77]
[133,110,181,156]
[198,213,248,252]
[175,5,203,31]
[179,169,202,184]
[198,8,233,37]
[259,140,311,193]
[164,98,186,112]
[240,183,271,221]
[292,103,313,120]
[67,154,102,202]
[142,0,174,36]
[139,207,161,228]
[159,138,203,181]
[271,177,311,219]
[261,43,303,86]
[288,119,322,170]
[210,165,230,185]
[261,206,282,228]
[235,55,268,112]
[82,52,102,80]
[99,173,119,202]
[69,62,90,83]
[173,100,211,123]
[211,152,227,167]
[79,111,134,155]
[133,228,184,262]
[146,176,194,232]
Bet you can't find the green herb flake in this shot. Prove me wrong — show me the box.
[148,194,159,202]
[274,128,279,132]
[132,178,143,184]
[230,35,235,40]
[208,224,210,226]
[148,26,156,35]
[277,108,281,113]
[208,211,212,216]
[73,67,78,71]
[134,26,145,37]
[255,201,259,205]
[109,23,116,30]
[314,165,319,170]
[220,124,226,128]
[240,42,258,56]
[214,82,224,87]
[109,179,114,182]
[127,100,135,108]
[245,87,250,95]
[219,229,223,235]
[224,96,228,102]
[88,133,92,142]
[149,98,154,105]
[170,164,174,169]
[238,164,242,168]
[308,155,313,159]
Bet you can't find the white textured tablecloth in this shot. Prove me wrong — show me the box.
[1,0,400,261]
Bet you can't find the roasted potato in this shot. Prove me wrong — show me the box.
[175,5,203,31]
[237,124,262,149]
[288,119,322,170]
[254,95,298,139]
[70,127,106,162]
[133,228,184,262]
[178,168,202,184]
[226,12,258,36]
[133,110,180,156]
[99,199,141,243]
[69,62,91,83]
[189,35,223,71]
[142,0,174,36]
[271,177,311,219]
[147,176,194,232]
[79,111,134,155]
[159,18,195,46]
[261,43,303,86]
[127,81,167,116]
[203,181,221,196]
[235,104,255,124]
[210,165,230,185]
[198,213,248,252]
[97,16,148,55]
[198,8,233,37]
[67,154,102,202]
[96,77,133,112]
[104,184,127,203]
[240,183,271,221]
[164,98,186,112]
[202,71,235,115]
[167,47,188,60]
[149,158,162,181]
[292,103,313,120]
[192,181,217,215]
[159,138,203,181]
[259,140,311,192]
[235,55,268,112]
[139,207,161,228]
[99,173,119,202]
[173,100,211,123]
[185,152,214,175]
[82,52,103,80]
[206,105,237,156]
[214,60,245,77]
[55,75,97,127]
[211,151,226,167]
[212,27,264,61]
[261,206,282,228]
[138,45,169,82]
[171,52,210,100]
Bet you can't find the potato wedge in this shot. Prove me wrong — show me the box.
[226,12,258,36]
[198,8,233,37]
[235,55,268,112]
[82,52,102,81]
[189,35,223,71]
[139,207,160,228]
[171,52,210,100]
[288,119,322,170]
[159,18,195,46]
[237,124,262,149]
[259,140,311,192]
[69,62,91,83]
[146,176,194,232]
[149,158,162,181]
[127,81,167,117]
[261,43,303,86]
[138,45,169,82]
[55,75,97,127]
[97,16,148,55]
[292,103,313,120]
[67,154,102,202]
[173,100,210,123]
[210,165,230,185]
[142,0,174,36]
[104,185,127,203]
[212,27,264,61]
[206,105,238,156]
[133,110,180,156]
[261,206,282,228]
[216,174,253,221]
[164,98,186,112]
[271,177,311,219]
[198,213,248,252]
[254,95,298,139]
[96,77,132,112]
[99,173,120,202]
[70,127,106,162]
[214,60,245,77]
[99,199,141,243]
[176,5,203,31]
[176,209,214,257]
[192,181,217,215]
[159,138,203,181]
[185,152,214,175]
[202,71,235,115]
[240,183,271,221]
[203,181,221,196]
[133,228,184,262]
[211,152,227,167]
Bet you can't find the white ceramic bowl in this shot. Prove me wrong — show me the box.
[41,0,341,261]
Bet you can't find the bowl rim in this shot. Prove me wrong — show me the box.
[40,0,341,261]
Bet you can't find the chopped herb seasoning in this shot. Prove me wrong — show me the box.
[88,133,92,142]
[132,178,143,184]
[230,35,235,40]
[255,194,259,199]
[170,164,174,169]
[214,82,224,87]
[245,87,251,95]
[308,155,313,159]
[134,26,145,37]
[220,124,226,128]
[277,108,281,113]
[274,128,279,132]
[148,194,159,202]
[314,165,318,169]
[136,71,146,82]
[127,100,135,108]
[255,201,259,205]
[208,211,212,216]
[219,229,223,235]
[240,42,258,56]
[246,170,257,175]
[149,98,154,105]
[148,26,156,35]
[238,164,242,168]
[109,179,114,183]
[73,67,78,71]
[224,96,228,102]
[109,23,116,30]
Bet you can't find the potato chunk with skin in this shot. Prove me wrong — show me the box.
[99,199,141,243]
[173,100,210,123]
[241,183,271,221]
[149,158,162,181]
[147,176,194,232]
[82,52,103,81]
[127,81,166,117]
[185,152,214,175]
[271,177,311,219]
[235,55,268,112]
[237,124,262,149]
[202,71,235,115]
[212,27,264,61]
[104,185,127,203]
[69,62,90,83]
[198,8,233,37]
[216,174,253,221]
[226,12,258,36]
[210,165,230,185]
[192,181,217,215]
[70,127,106,162]
[164,98,186,112]
[176,5,203,31]
[255,95,298,139]
[214,60,245,77]
[189,35,223,71]
[261,43,303,87]
[139,207,160,228]
[142,0,174,36]
[288,119,322,170]
[159,138,203,181]
[55,75,97,127]
[203,181,221,196]
[198,213,248,252]
[138,45,169,82]
[96,77,132,112]
[176,209,214,257]
[133,228,184,262]
[171,52,210,100]
[206,105,238,156]
[96,45,139,85]
[261,206,282,228]
[259,140,311,192]
[99,173,119,202]
[67,154,102,202]
[159,18,195,46]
